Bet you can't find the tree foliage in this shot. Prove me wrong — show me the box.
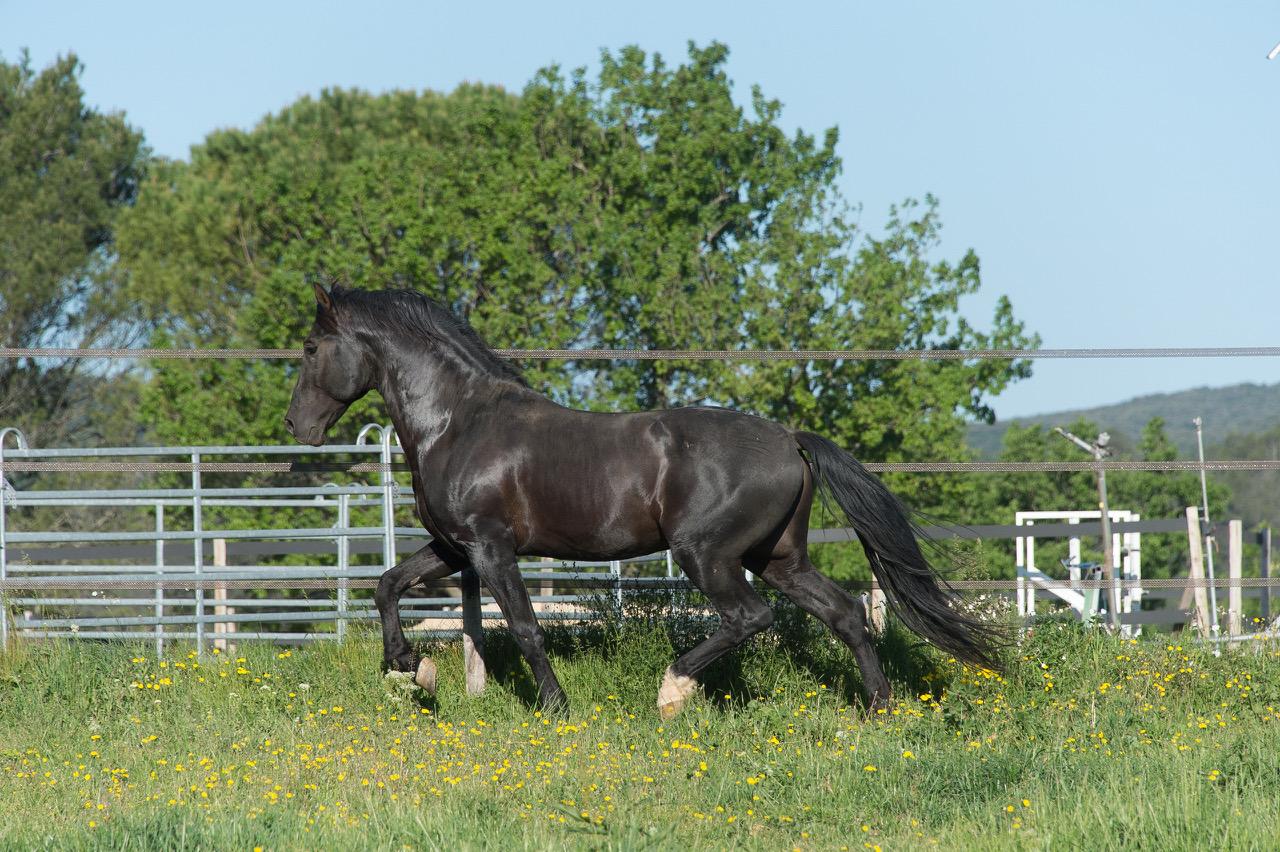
[0,52,148,450]
[980,417,1229,578]
[118,43,1035,516]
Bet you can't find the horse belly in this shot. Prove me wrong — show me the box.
[515,475,664,561]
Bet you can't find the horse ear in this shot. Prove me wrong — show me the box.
[313,281,335,315]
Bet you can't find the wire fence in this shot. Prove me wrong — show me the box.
[5,345,1280,360]
[2,425,1277,658]
[3,341,1278,654]
[4,459,1280,475]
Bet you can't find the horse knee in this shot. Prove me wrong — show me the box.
[739,605,774,638]
[375,573,397,612]
[509,620,546,654]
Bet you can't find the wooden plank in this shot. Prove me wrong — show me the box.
[1186,507,1211,639]
[1118,609,1194,626]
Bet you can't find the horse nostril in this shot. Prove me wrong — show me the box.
[284,417,295,435]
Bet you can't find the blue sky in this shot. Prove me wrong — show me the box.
[5,1,1279,425]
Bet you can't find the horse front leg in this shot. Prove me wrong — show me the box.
[463,532,568,713]
[374,542,464,686]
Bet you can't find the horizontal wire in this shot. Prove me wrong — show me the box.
[0,577,1276,591]
[5,459,1280,474]
[5,345,1280,361]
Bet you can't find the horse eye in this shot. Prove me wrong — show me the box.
[304,340,318,355]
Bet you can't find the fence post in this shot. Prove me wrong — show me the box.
[336,493,349,644]
[380,426,396,573]
[192,452,205,656]
[1261,527,1272,626]
[1227,520,1242,638]
[460,566,486,696]
[0,427,27,653]
[538,557,552,604]
[868,578,886,634]
[1185,507,1211,639]
[611,559,623,610]
[0,453,8,653]
[155,502,165,658]
[212,537,235,654]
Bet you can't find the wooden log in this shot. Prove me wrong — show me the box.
[1185,507,1211,639]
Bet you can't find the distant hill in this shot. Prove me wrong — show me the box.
[966,383,1280,459]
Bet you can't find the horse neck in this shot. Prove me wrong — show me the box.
[371,336,540,454]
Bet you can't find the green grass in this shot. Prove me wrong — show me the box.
[1,600,1278,851]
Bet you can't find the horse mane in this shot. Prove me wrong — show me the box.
[329,286,528,387]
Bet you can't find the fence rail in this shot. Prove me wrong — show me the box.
[2,426,1276,660]
[6,345,1280,360]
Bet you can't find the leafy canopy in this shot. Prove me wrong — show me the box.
[0,51,148,450]
[118,42,1036,512]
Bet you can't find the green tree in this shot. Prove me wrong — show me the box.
[0,52,149,451]
[118,43,1035,517]
[1210,425,1280,530]
[981,417,1229,579]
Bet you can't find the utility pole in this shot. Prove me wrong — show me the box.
[1055,427,1121,632]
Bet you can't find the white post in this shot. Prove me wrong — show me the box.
[336,493,349,643]
[1194,418,1221,636]
[1015,525,1026,621]
[192,452,204,656]
[212,538,234,654]
[1228,520,1243,638]
[155,503,165,658]
[380,427,396,573]
[1186,507,1211,639]
[1068,518,1081,589]
[1025,526,1037,619]
[460,566,486,696]
[0,428,26,652]
[868,579,886,634]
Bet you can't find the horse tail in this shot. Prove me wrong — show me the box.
[793,431,1004,671]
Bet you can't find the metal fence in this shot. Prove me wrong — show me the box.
[2,425,1277,656]
[0,423,681,655]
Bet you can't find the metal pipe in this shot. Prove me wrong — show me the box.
[2,443,384,458]
[5,483,391,498]
[0,427,28,651]
[155,502,165,657]
[5,525,429,543]
[381,427,397,573]
[337,492,349,643]
[192,451,204,655]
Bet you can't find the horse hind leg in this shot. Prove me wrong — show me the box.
[660,548,775,720]
[758,553,892,712]
[461,532,569,714]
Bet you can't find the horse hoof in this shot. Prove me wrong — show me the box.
[656,669,698,721]
[414,658,438,695]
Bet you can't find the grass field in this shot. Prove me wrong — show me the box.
[2,599,1278,851]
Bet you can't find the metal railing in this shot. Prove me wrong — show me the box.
[2,425,1277,656]
[0,424,675,655]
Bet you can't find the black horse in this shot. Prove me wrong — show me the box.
[285,284,1000,717]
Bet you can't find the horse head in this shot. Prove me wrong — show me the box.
[284,283,377,446]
